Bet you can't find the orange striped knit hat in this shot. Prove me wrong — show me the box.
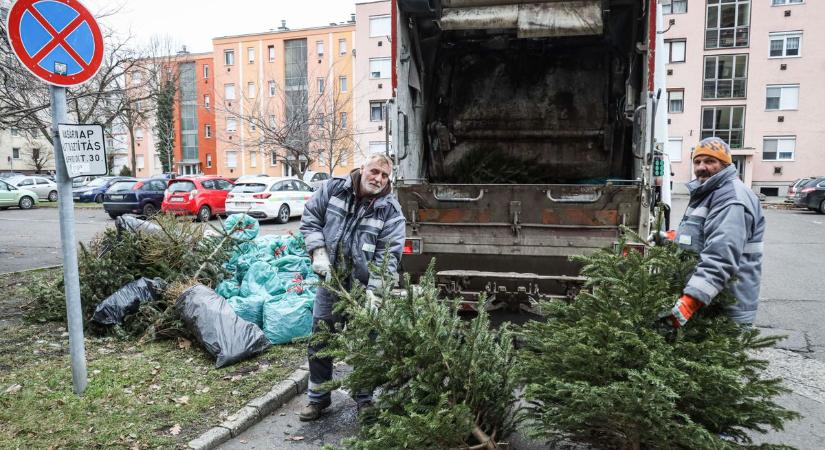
[693,137,732,165]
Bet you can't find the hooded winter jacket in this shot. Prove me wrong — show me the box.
[300,170,406,294]
[676,164,765,323]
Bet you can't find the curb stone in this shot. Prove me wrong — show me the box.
[187,366,310,450]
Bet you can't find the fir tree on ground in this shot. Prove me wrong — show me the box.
[518,237,799,450]
[316,261,519,450]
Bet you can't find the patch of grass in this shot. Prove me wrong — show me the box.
[37,201,103,208]
[0,320,305,448]
[0,268,61,327]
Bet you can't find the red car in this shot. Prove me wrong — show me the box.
[161,176,234,222]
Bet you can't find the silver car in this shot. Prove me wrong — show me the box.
[8,176,59,201]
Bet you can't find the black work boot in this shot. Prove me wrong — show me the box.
[299,398,332,421]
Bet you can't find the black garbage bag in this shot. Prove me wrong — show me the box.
[176,284,271,368]
[91,277,167,326]
[115,214,163,236]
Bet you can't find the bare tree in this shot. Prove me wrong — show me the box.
[26,145,53,173]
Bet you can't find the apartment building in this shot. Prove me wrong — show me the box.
[0,127,55,174]
[663,0,825,196]
[354,1,392,166]
[212,20,356,178]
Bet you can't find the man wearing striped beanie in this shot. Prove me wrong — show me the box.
[663,137,766,327]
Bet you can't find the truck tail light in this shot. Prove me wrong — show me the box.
[403,238,422,255]
[253,193,271,199]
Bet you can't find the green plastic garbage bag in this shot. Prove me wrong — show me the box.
[227,295,268,328]
[262,293,314,344]
[216,279,240,299]
[286,232,308,257]
[272,255,311,275]
[224,213,259,241]
[240,261,287,297]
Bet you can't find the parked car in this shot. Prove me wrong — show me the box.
[103,178,169,219]
[7,175,58,201]
[793,176,825,213]
[72,176,132,203]
[161,176,234,222]
[302,171,330,191]
[786,177,814,203]
[225,177,314,223]
[0,179,38,210]
[71,175,98,188]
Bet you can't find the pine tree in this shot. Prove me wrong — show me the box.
[317,261,519,450]
[518,238,799,450]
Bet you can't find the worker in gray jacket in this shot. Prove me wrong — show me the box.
[664,137,765,327]
[298,153,406,421]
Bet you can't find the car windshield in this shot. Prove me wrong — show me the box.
[168,181,196,193]
[107,181,137,192]
[232,183,267,193]
[86,177,110,187]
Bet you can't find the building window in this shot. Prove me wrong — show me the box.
[339,76,348,92]
[248,47,255,63]
[317,78,325,94]
[703,54,748,99]
[269,115,276,128]
[664,39,686,63]
[227,151,237,168]
[269,81,276,97]
[12,147,20,159]
[763,136,795,161]
[271,152,278,166]
[282,161,308,177]
[339,38,347,55]
[224,83,235,100]
[766,85,799,111]
[204,94,210,109]
[250,152,257,168]
[663,0,687,14]
[705,0,750,49]
[370,101,385,122]
[206,154,212,168]
[268,45,275,62]
[369,57,391,79]
[203,64,209,80]
[224,49,235,65]
[341,112,348,128]
[769,32,802,58]
[204,124,212,138]
[666,137,683,162]
[137,155,145,170]
[701,106,745,149]
[369,141,387,154]
[667,90,684,113]
[772,0,803,5]
[316,40,324,56]
[135,128,144,140]
[247,82,256,98]
[370,15,391,37]
[227,117,237,133]
[10,128,19,136]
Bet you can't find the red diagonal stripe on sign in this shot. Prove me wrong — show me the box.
[26,5,89,70]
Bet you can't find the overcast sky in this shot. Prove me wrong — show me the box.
[83,0,359,53]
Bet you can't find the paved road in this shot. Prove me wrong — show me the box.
[222,196,825,450]
[0,207,300,274]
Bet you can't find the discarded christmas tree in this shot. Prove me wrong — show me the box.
[317,261,519,450]
[518,237,799,450]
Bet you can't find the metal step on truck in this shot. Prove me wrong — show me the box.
[387,0,672,316]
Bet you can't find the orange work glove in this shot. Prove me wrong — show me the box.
[669,294,703,328]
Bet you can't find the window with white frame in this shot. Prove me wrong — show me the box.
[772,0,803,5]
[203,64,209,80]
[10,128,19,136]
[269,81,276,97]
[227,151,237,168]
[370,100,386,122]
[204,94,210,109]
[137,155,145,169]
[664,39,686,63]
[341,112,348,128]
[705,0,750,49]
[248,47,255,63]
[204,124,212,138]
[369,141,387,154]
[667,137,683,162]
[135,128,144,140]
[762,136,795,161]
[663,0,687,14]
[370,15,391,37]
[224,49,234,65]
[11,147,20,159]
[769,32,802,57]
[317,78,325,94]
[227,117,237,132]
[316,41,324,56]
[224,83,235,100]
[668,90,684,113]
[250,152,257,168]
[206,154,212,168]
[701,106,746,148]
[369,57,391,79]
[339,39,347,55]
[703,54,748,99]
[339,76,348,92]
[268,45,275,62]
[766,85,799,110]
[247,82,256,98]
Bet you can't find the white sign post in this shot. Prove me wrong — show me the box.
[58,124,108,178]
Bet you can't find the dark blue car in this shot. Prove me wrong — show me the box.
[72,176,132,203]
[103,178,169,218]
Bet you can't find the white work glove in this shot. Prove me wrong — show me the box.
[366,290,382,313]
[311,248,332,282]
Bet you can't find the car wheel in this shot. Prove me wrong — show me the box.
[19,196,34,210]
[142,203,158,216]
[819,200,825,215]
[94,193,104,203]
[197,205,212,222]
[48,190,58,202]
[108,212,121,219]
[276,204,290,224]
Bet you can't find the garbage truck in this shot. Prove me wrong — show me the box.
[387,0,672,313]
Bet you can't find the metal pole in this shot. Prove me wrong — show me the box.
[50,85,88,395]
